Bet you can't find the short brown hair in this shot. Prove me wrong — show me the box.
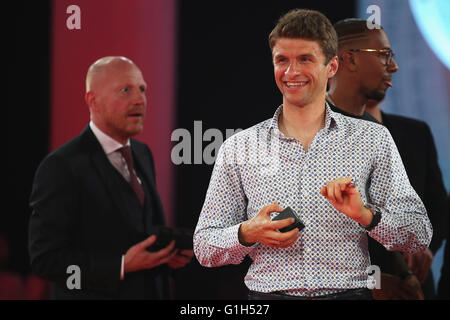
[269,9,338,64]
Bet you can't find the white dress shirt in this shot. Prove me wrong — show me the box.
[194,104,432,297]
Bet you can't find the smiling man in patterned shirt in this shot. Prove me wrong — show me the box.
[193,9,432,300]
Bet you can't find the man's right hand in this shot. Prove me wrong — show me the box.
[238,202,300,248]
[124,235,178,274]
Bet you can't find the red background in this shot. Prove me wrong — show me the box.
[50,0,177,225]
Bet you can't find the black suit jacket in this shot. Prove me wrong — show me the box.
[328,102,379,123]
[381,112,447,253]
[29,126,168,299]
[438,194,450,299]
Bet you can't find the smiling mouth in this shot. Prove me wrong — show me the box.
[284,81,309,88]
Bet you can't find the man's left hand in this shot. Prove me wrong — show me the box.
[167,250,194,269]
[400,274,425,300]
[320,177,373,226]
[403,248,434,283]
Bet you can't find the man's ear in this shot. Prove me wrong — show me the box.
[327,56,339,78]
[85,91,96,111]
[340,51,357,72]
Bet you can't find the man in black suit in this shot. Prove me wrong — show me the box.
[437,194,450,299]
[365,99,448,298]
[328,19,447,299]
[29,56,193,299]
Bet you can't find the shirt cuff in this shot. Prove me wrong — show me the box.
[237,223,260,248]
[232,223,259,252]
[120,255,125,280]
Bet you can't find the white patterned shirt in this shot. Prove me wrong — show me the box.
[193,104,432,297]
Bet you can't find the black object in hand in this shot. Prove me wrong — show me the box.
[272,207,305,233]
[146,226,194,252]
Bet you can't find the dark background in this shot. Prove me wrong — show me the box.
[8,1,355,299]
[7,2,51,275]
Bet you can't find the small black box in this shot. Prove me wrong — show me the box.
[146,226,193,252]
[272,207,305,233]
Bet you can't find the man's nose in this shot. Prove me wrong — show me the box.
[388,57,399,73]
[133,89,146,105]
[285,61,301,76]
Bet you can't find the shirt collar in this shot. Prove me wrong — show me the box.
[89,121,130,155]
[325,102,344,129]
[269,102,341,137]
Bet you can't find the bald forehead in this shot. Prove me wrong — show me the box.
[85,56,141,92]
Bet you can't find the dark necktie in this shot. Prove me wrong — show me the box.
[117,146,145,206]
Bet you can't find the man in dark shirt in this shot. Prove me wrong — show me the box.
[365,99,448,299]
[328,19,447,299]
[437,194,450,299]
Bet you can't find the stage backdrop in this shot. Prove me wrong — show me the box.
[50,0,177,225]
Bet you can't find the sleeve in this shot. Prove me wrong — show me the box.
[28,153,122,294]
[193,140,255,268]
[366,127,433,253]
